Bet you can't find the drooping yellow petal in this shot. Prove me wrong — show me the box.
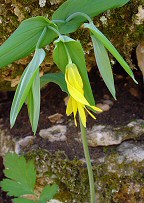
[66,63,83,89]
[78,104,86,127]
[71,97,78,126]
[85,107,96,120]
[66,96,73,116]
[91,105,103,112]
[65,67,83,94]
[65,63,102,127]
[65,75,89,106]
[72,97,78,118]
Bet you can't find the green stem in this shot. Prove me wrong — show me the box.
[52,19,65,24]
[79,118,96,203]
[63,43,72,64]
[47,25,61,37]
[36,27,47,49]
[66,12,93,23]
[48,26,72,64]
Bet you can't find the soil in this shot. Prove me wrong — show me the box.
[0,64,144,202]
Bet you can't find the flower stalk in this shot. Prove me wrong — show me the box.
[79,117,96,203]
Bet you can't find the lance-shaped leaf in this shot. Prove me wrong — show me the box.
[91,35,116,99]
[52,0,130,34]
[27,70,40,134]
[40,72,68,93]
[0,16,57,68]
[53,36,95,106]
[0,153,36,197]
[10,49,45,129]
[84,23,137,84]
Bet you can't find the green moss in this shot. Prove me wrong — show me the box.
[25,150,89,202]
[25,149,144,202]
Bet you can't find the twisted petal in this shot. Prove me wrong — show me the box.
[85,107,96,120]
[66,96,73,116]
[66,63,83,90]
[78,103,86,127]
[65,63,102,127]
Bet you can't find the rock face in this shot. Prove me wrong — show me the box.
[1,118,144,202]
[39,125,67,142]
[117,141,144,162]
[0,123,15,156]
[26,142,144,203]
[0,0,144,91]
[84,119,144,147]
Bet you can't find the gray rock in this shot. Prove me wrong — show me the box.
[15,136,35,154]
[39,125,67,142]
[102,99,114,107]
[96,103,111,112]
[85,119,144,147]
[0,126,15,156]
[48,113,64,124]
[117,141,144,162]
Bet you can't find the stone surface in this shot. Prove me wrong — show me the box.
[117,141,144,162]
[84,119,144,147]
[94,139,144,202]
[15,136,35,154]
[96,103,111,112]
[25,145,144,203]
[1,119,144,202]
[48,113,64,124]
[0,125,15,156]
[39,125,67,142]
[102,99,114,107]
[136,41,144,81]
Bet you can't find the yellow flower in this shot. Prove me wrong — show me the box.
[65,63,102,127]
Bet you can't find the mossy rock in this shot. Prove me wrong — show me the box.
[25,148,144,203]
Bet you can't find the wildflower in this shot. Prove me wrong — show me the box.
[65,63,102,127]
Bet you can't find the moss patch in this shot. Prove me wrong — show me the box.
[25,149,144,202]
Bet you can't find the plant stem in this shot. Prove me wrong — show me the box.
[63,43,72,64]
[66,12,93,23]
[52,19,65,24]
[79,118,96,203]
[36,27,47,49]
[47,26,61,37]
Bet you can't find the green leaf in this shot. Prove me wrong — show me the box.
[91,35,116,99]
[0,16,57,68]
[52,0,130,34]
[84,22,137,84]
[53,36,95,106]
[0,153,36,197]
[39,184,59,203]
[27,70,40,134]
[10,48,45,129]
[53,37,69,72]
[13,198,35,203]
[40,72,68,93]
